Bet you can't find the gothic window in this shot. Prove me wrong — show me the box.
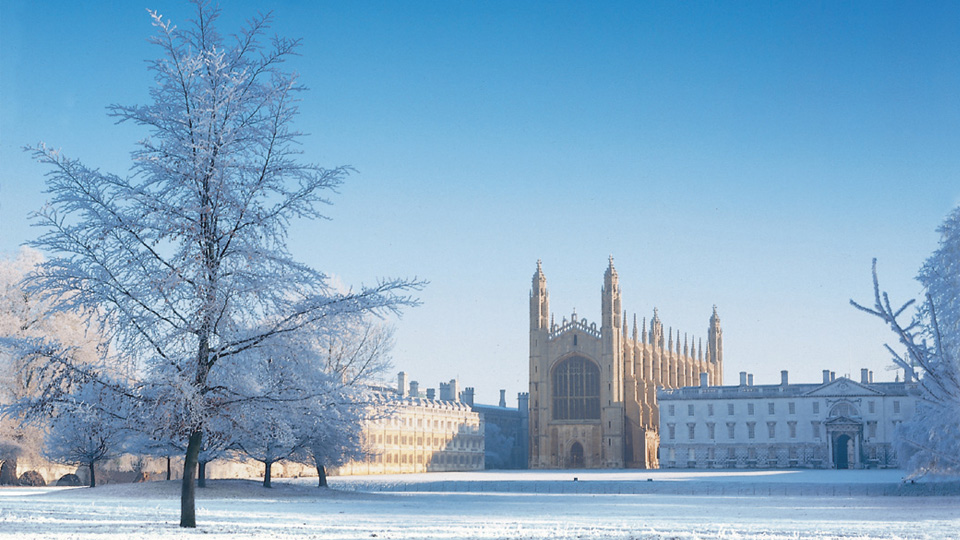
[551,356,601,420]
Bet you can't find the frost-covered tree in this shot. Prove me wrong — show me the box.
[852,205,960,477]
[0,248,103,479]
[20,2,418,527]
[43,382,130,487]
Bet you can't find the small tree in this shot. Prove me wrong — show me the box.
[21,1,419,527]
[43,383,129,487]
[852,205,960,477]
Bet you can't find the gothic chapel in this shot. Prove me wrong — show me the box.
[529,258,723,468]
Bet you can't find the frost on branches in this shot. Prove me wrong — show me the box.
[852,205,960,478]
[21,1,419,528]
[0,248,104,481]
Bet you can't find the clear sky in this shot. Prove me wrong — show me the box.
[2,1,959,406]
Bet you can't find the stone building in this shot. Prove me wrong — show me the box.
[330,374,484,475]
[657,369,916,469]
[468,390,529,469]
[529,258,723,469]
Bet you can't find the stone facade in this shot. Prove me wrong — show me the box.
[331,381,484,476]
[529,258,723,469]
[658,369,916,469]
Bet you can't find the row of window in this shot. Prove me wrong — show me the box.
[666,419,888,441]
[665,400,901,417]
[375,452,483,466]
[370,433,482,449]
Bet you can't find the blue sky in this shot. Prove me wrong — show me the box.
[2,1,959,405]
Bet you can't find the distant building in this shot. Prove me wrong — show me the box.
[467,389,529,469]
[658,369,916,469]
[529,258,723,469]
[330,373,484,475]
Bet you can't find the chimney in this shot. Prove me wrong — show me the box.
[861,369,870,384]
[409,380,420,398]
[461,387,475,407]
[700,372,709,388]
[450,379,461,401]
[499,389,507,408]
[398,372,408,398]
[781,370,789,386]
[739,371,747,386]
[426,388,436,400]
[822,370,831,384]
[830,371,836,381]
[748,374,754,386]
[439,382,452,401]
[869,371,874,383]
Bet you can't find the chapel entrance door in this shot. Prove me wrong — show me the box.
[570,442,584,468]
[834,434,851,469]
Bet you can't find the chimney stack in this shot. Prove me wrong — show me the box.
[409,380,420,398]
[822,370,831,384]
[861,368,870,384]
[748,373,754,386]
[426,388,436,400]
[781,370,789,386]
[499,389,507,408]
[398,372,408,397]
[740,371,747,386]
[700,372,709,388]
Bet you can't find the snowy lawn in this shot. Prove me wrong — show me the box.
[1,469,958,539]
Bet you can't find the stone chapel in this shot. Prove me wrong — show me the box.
[528,257,723,469]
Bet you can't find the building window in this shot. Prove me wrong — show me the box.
[813,402,820,414]
[788,402,796,415]
[708,404,714,416]
[668,404,676,416]
[688,404,695,416]
[726,422,736,439]
[688,448,696,462]
[893,400,901,414]
[767,421,776,439]
[747,422,756,439]
[788,421,797,438]
[551,356,601,420]
[868,421,877,439]
[811,421,821,439]
[830,402,859,418]
[668,423,676,440]
[687,423,696,440]
[747,403,755,415]
[868,401,876,414]
[768,402,775,415]
[707,422,715,440]
[727,403,735,415]
[727,447,736,460]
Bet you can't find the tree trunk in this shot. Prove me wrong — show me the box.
[180,430,202,528]
[88,461,96,488]
[317,463,327,487]
[263,461,272,488]
[198,460,207,488]
[166,456,171,481]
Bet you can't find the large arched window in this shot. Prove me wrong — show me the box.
[829,402,860,418]
[552,356,601,420]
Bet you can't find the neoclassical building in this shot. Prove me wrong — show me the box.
[657,369,916,469]
[528,258,723,469]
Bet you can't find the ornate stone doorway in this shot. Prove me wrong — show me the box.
[834,434,851,469]
[570,442,584,468]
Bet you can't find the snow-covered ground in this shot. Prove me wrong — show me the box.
[1,469,958,539]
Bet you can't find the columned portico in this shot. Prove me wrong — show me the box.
[826,418,863,469]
